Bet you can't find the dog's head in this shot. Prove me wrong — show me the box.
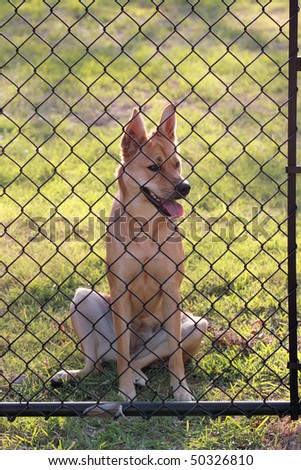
[119,104,190,218]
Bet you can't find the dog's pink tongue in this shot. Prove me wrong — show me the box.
[162,200,184,218]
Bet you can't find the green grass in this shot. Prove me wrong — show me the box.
[1,0,301,450]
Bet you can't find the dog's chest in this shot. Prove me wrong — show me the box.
[125,250,181,315]
[124,246,178,283]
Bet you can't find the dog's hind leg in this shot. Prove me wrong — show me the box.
[180,314,208,362]
[51,288,115,386]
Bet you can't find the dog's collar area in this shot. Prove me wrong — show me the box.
[141,186,184,218]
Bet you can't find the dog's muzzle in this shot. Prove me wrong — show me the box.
[141,179,191,218]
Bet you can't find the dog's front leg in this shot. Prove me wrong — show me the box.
[111,289,136,401]
[163,290,194,401]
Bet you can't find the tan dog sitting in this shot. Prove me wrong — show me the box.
[52,104,208,400]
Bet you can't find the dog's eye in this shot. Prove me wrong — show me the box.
[175,160,181,169]
[148,163,161,172]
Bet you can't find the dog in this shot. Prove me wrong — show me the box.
[52,104,208,401]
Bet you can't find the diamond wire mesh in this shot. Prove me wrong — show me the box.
[0,0,293,418]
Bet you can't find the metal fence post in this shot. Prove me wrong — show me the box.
[287,0,300,420]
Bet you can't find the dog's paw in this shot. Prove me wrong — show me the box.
[50,370,74,387]
[173,386,195,401]
[118,385,137,402]
[51,371,66,387]
[133,370,148,388]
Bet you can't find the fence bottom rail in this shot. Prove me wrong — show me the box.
[0,401,299,420]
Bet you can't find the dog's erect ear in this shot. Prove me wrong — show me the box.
[121,109,147,161]
[158,103,177,143]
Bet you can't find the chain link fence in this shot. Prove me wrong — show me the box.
[1,0,299,419]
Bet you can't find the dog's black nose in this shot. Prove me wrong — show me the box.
[176,180,191,197]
